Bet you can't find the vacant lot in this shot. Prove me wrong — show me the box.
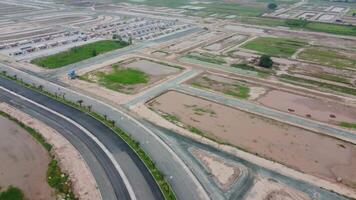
[184,53,227,65]
[0,116,54,200]
[298,47,356,69]
[80,59,180,94]
[258,90,356,124]
[241,37,307,57]
[188,74,251,99]
[148,91,356,188]
[80,65,148,94]
[31,40,129,68]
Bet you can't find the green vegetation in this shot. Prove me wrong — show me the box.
[238,17,356,36]
[32,40,129,68]
[340,122,356,129]
[280,74,356,96]
[259,55,273,68]
[314,73,350,85]
[347,9,356,17]
[185,53,227,65]
[231,63,273,77]
[298,47,356,69]
[0,72,176,200]
[0,186,24,200]
[267,3,278,10]
[224,85,250,99]
[242,37,306,57]
[80,65,148,93]
[192,75,250,99]
[47,160,75,200]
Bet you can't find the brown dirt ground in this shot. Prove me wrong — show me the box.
[257,90,356,124]
[0,116,55,200]
[148,91,356,189]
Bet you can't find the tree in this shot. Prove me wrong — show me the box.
[92,49,97,57]
[268,3,277,10]
[77,99,83,107]
[259,55,273,68]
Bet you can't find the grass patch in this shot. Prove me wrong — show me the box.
[0,186,24,200]
[80,65,148,94]
[231,63,273,77]
[314,73,350,85]
[224,85,250,99]
[0,72,176,200]
[340,122,356,129]
[280,74,356,96]
[47,160,75,199]
[185,53,226,65]
[192,75,251,99]
[31,40,129,68]
[298,47,356,69]
[241,37,307,57]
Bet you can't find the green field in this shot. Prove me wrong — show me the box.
[32,40,129,68]
[346,9,356,16]
[298,47,356,69]
[242,37,307,57]
[80,65,148,93]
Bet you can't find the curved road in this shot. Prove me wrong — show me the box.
[0,77,164,200]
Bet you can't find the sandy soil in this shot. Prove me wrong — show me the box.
[245,177,311,200]
[148,91,356,188]
[258,90,356,124]
[0,103,101,200]
[124,59,180,76]
[0,116,54,200]
[191,148,240,190]
[203,34,248,51]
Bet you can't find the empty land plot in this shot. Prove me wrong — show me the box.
[80,59,180,94]
[188,74,251,99]
[31,40,129,68]
[279,74,356,96]
[184,52,227,65]
[0,116,54,200]
[203,34,248,51]
[148,91,356,188]
[257,90,356,125]
[241,37,307,57]
[298,47,356,69]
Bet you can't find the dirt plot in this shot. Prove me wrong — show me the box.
[187,73,267,100]
[124,59,180,76]
[81,58,180,94]
[203,34,248,51]
[148,91,356,188]
[257,90,356,124]
[0,116,54,200]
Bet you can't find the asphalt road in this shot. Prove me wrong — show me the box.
[0,76,164,200]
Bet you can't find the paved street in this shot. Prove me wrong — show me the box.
[0,77,164,200]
